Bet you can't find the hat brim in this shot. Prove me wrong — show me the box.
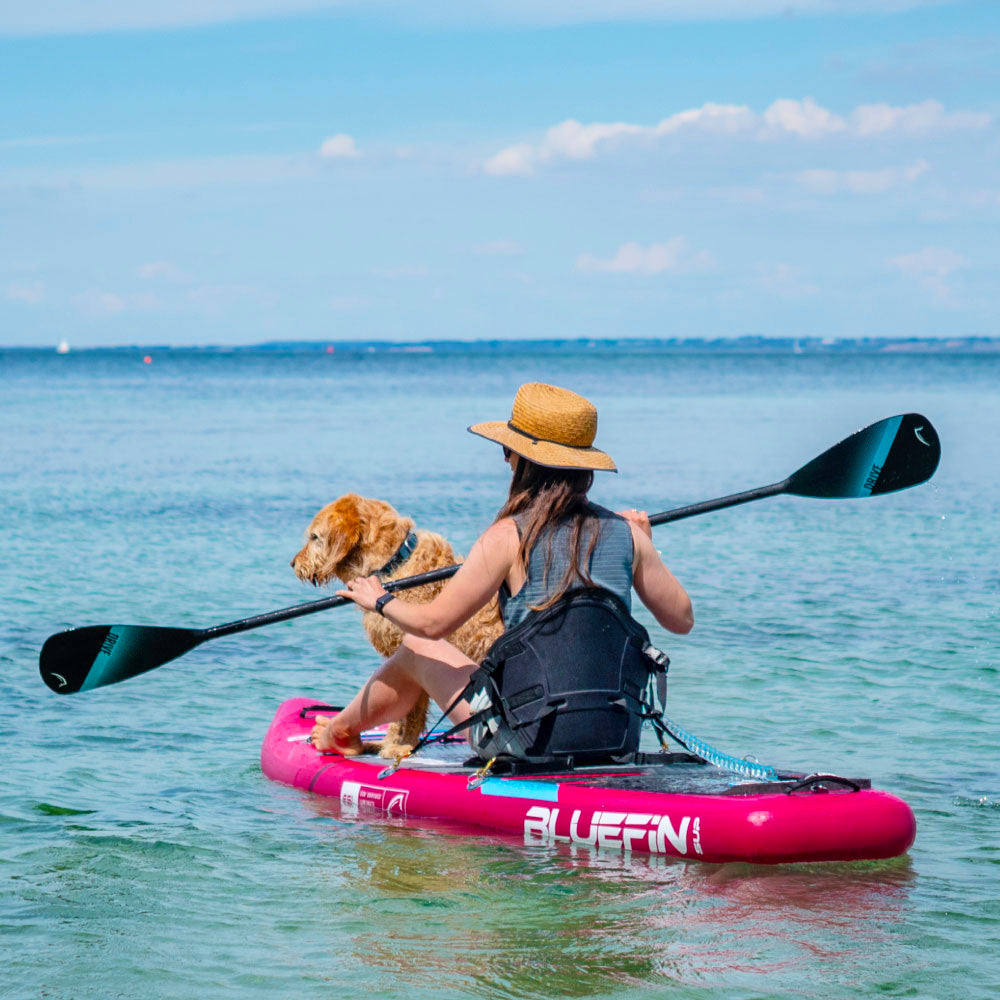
[468,422,617,472]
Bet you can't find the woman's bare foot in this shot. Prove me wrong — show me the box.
[310,715,365,755]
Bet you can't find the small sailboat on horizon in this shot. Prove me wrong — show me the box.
[56,339,70,354]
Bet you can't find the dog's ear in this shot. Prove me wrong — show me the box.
[315,494,365,578]
[357,497,414,553]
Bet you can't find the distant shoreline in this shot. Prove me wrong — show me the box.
[4,336,1000,354]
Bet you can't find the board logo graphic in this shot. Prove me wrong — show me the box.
[914,425,930,447]
[49,672,68,689]
[340,780,409,817]
[99,632,119,657]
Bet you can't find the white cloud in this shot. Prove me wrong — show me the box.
[484,98,991,174]
[852,100,991,136]
[657,102,757,136]
[761,97,846,138]
[790,159,928,194]
[540,119,645,161]
[6,281,45,304]
[483,144,536,176]
[888,246,968,299]
[319,134,360,159]
[486,104,752,175]
[577,238,715,275]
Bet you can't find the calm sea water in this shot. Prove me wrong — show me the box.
[1,348,997,1000]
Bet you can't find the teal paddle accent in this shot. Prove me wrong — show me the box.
[78,626,125,692]
[857,414,902,496]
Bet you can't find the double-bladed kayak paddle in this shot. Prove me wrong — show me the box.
[39,413,939,695]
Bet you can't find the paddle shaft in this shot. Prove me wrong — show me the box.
[202,564,461,640]
[648,481,787,526]
[207,481,792,640]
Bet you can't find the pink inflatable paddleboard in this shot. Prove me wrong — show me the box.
[261,698,916,865]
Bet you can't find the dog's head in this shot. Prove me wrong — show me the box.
[290,493,415,586]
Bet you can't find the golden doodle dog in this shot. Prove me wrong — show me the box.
[291,493,503,759]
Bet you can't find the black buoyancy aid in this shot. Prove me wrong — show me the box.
[466,586,669,764]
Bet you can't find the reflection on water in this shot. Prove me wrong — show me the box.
[302,792,915,997]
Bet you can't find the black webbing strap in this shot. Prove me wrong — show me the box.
[403,669,487,759]
[298,703,343,718]
[410,706,493,754]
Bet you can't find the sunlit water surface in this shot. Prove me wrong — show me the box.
[1,348,997,999]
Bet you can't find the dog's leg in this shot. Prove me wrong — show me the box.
[379,692,430,761]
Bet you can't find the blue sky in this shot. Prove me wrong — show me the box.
[1,1,997,346]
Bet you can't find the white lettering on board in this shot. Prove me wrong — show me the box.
[524,806,699,856]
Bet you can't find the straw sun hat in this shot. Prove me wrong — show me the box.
[468,382,617,472]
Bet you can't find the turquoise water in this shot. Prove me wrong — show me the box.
[1,348,997,999]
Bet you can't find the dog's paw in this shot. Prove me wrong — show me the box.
[379,742,415,762]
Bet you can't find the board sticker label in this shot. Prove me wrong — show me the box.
[340,780,409,818]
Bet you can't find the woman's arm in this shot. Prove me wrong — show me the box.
[622,510,694,634]
[337,519,518,640]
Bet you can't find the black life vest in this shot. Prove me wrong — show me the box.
[466,586,669,765]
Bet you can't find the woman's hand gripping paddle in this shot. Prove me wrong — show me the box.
[39,413,939,695]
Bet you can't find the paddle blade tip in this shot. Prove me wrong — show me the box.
[39,626,112,694]
[873,413,940,494]
[788,412,941,500]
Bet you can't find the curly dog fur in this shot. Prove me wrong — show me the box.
[291,493,503,758]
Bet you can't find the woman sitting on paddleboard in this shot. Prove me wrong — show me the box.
[312,382,693,758]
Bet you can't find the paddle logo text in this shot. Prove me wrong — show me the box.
[523,806,703,856]
[864,463,882,493]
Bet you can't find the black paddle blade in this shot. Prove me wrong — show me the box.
[787,413,940,499]
[39,624,205,694]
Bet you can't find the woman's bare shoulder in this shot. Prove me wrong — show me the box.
[623,517,653,562]
[460,517,519,582]
[477,517,520,550]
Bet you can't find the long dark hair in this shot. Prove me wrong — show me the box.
[495,456,600,610]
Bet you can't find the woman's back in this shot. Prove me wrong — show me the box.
[499,502,634,630]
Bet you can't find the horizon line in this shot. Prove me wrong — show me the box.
[4,334,1000,353]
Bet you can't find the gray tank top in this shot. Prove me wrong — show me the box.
[498,502,634,630]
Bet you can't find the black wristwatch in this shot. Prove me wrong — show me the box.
[375,592,397,617]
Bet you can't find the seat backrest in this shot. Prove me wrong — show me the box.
[481,588,653,761]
